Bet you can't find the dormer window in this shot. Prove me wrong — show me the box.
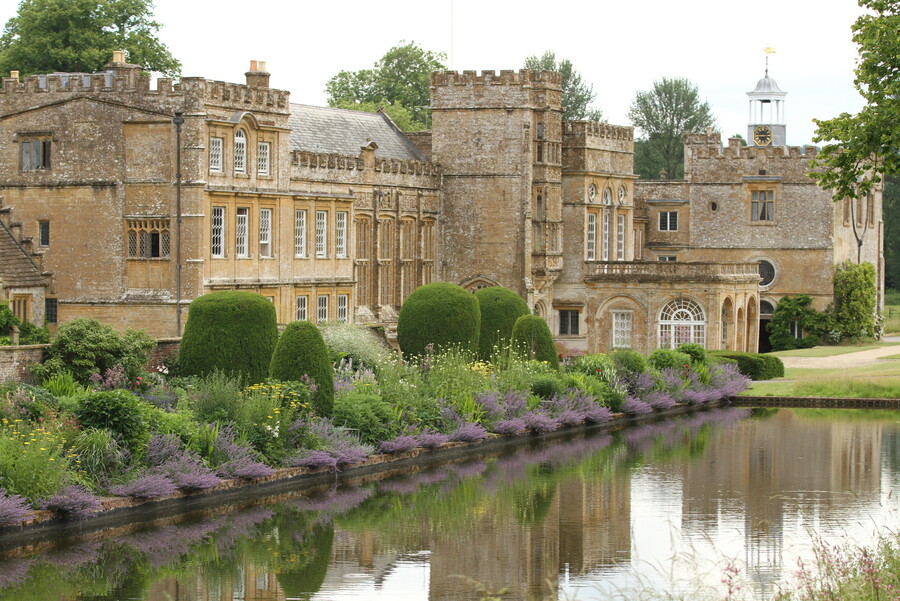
[234,129,246,173]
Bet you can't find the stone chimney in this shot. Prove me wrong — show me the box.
[9,70,18,81]
[104,50,142,86]
[245,60,270,88]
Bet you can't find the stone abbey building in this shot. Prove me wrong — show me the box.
[0,54,883,354]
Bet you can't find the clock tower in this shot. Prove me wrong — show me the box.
[747,69,786,147]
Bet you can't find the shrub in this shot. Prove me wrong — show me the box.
[332,390,398,446]
[0,302,49,345]
[648,349,692,371]
[30,318,156,385]
[0,488,33,525]
[833,260,877,340]
[397,282,480,359]
[768,294,826,350]
[190,370,243,423]
[569,353,616,379]
[179,291,278,384]
[319,322,391,370]
[378,435,419,454]
[269,320,334,416]
[676,343,710,367]
[42,485,101,520]
[0,421,69,502]
[42,371,82,398]
[71,428,131,487]
[450,422,489,442]
[709,351,783,380]
[75,390,150,456]
[211,426,274,480]
[474,286,530,361]
[510,315,559,368]
[111,474,178,499]
[530,374,565,400]
[609,349,648,377]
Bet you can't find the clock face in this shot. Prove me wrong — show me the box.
[753,125,773,146]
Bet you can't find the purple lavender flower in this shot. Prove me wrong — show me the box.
[501,390,529,416]
[290,450,339,470]
[145,434,185,467]
[523,412,559,433]
[0,557,34,590]
[644,390,677,410]
[378,435,419,454]
[111,474,178,498]
[450,460,488,478]
[583,406,613,423]
[213,426,274,479]
[555,409,585,427]
[451,421,489,442]
[621,396,653,415]
[416,431,450,448]
[475,390,504,420]
[0,489,33,526]
[42,485,101,520]
[330,439,372,465]
[493,417,527,435]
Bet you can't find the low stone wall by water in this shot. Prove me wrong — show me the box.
[733,396,900,409]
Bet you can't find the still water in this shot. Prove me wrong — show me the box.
[1,407,899,601]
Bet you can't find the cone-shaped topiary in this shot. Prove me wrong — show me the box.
[269,320,334,416]
[474,286,530,360]
[397,282,480,359]
[510,314,559,368]
[179,291,277,384]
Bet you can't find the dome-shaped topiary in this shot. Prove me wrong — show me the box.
[397,282,480,359]
[179,291,277,384]
[269,320,334,416]
[510,315,559,368]
[474,286,530,360]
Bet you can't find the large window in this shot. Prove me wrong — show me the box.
[127,219,170,259]
[659,211,678,231]
[559,309,580,336]
[44,298,58,324]
[612,311,633,348]
[337,294,349,323]
[211,206,225,257]
[602,211,610,261]
[616,214,625,260]
[259,208,272,257]
[658,298,706,349]
[209,137,223,172]
[335,211,348,258]
[294,209,307,257]
[295,295,308,321]
[315,210,328,258]
[234,130,246,174]
[21,136,51,170]
[317,294,329,322]
[235,208,249,257]
[751,190,774,221]
[257,142,270,176]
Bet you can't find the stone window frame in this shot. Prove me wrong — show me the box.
[294,209,307,258]
[44,297,58,324]
[38,220,50,247]
[335,211,348,259]
[211,206,225,257]
[295,295,308,321]
[19,133,52,171]
[751,189,775,222]
[257,141,271,176]
[259,207,273,258]
[315,210,328,258]
[558,308,580,336]
[337,294,349,323]
[658,297,706,349]
[657,255,677,262]
[586,211,597,261]
[234,129,247,174]
[658,210,678,231]
[317,294,329,322]
[616,214,626,261]
[126,218,170,260]
[235,207,249,258]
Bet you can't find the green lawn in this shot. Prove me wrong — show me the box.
[885,304,900,335]
[770,341,900,358]
[743,358,900,397]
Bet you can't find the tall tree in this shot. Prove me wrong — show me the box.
[628,77,716,180]
[884,176,900,290]
[811,0,899,263]
[325,41,446,131]
[0,0,180,76]
[523,51,602,121]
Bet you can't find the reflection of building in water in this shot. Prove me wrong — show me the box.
[676,410,883,600]
[558,473,632,574]
[158,564,283,601]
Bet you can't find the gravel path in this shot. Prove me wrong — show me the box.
[778,337,900,369]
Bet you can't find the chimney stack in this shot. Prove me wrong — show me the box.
[9,70,18,81]
[245,60,270,88]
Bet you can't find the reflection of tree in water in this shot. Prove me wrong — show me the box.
[275,520,334,600]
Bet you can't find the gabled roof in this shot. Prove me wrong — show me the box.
[288,104,424,161]
[0,221,46,289]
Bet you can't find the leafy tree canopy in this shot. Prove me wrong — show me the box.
[324,41,446,131]
[0,0,181,76]
[811,0,899,203]
[523,51,603,121]
[628,77,717,180]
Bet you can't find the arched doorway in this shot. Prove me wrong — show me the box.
[736,307,745,351]
[746,297,758,353]
[721,298,734,350]
[758,299,775,352]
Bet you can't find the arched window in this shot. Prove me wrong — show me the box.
[658,298,706,349]
[234,129,247,173]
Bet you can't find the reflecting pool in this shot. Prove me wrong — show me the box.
[1,407,899,601]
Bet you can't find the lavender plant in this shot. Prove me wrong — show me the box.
[0,488,33,525]
[42,485,101,519]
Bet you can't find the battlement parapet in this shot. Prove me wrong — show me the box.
[292,151,439,176]
[0,71,181,96]
[687,136,820,161]
[565,121,633,142]
[432,69,562,89]
[190,78,290,113]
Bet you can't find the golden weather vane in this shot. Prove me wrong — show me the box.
[764,47,776,75]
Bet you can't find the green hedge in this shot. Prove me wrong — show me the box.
[709,351,784,380]
[474,286,530,361]
[397,283,480,359]
[510,315,559,368]
[179,291,278,384]
[269,321,334,417]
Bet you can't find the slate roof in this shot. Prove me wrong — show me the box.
[0,221,46,288]
[288,104,425,161]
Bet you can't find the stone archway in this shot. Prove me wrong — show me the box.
[721,297,734,350]
[746,296,758,353]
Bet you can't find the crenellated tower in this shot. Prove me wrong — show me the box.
[430,69,563,301]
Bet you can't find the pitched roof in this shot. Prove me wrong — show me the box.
[0,221,47,288]
[288,104,425,161]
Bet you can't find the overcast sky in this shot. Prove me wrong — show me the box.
[0,0,869,146]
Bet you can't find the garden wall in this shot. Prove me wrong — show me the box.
[0,339,181,383]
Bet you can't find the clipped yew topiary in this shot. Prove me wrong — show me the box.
[510,315,559,368]
[475,286,531,360]
[269,320,335,416]
[397,282,480,359]
[179,291,277,384]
